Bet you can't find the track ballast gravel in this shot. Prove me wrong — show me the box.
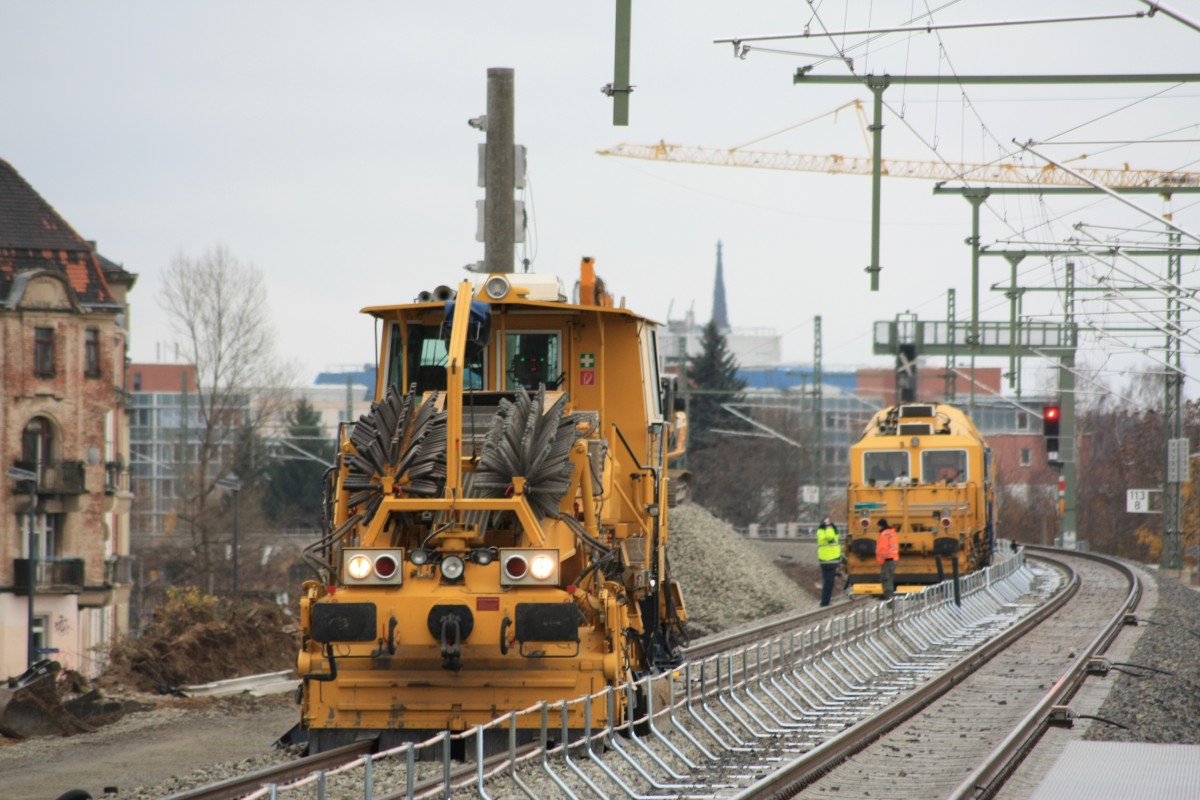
[6,511,1197,799]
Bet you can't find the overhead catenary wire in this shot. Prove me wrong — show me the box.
[715,11,1152,46]
[698,5,1200,389]
[1018,142,1200,243]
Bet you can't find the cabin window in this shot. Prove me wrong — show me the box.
[401,323,484,394]
[386,323,404,395]
[863,451,910,485]
[922,449,968,483]
[504,332,560,390]
[640,324,663,422]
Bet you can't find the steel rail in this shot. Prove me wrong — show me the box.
[947,547,1141,800]
[378,743,542,800]
[731,554,1081,800]
[161,740,373,800]
[685,596,875,660]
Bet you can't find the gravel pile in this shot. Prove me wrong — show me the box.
[1085,572,1200,744]
[668,502,819,638]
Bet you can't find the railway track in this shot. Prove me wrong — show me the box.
[732,548,1138,800]
[161,742,373,800]
[158,601,877,800]
[171,544,1145,800]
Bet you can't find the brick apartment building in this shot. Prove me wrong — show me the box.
[0,159,136,678]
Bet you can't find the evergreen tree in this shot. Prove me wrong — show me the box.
[686,319,746,452]
[262,397,332,529]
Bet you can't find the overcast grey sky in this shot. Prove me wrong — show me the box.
[3,1,1198,401]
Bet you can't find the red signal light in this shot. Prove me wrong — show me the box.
[1043,404,1061,453]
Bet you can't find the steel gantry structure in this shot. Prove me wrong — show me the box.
[600,72,1200,569]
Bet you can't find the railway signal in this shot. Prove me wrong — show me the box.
[1043,405,1060,453]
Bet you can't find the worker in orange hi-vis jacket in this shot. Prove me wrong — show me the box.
[876,518,899,600]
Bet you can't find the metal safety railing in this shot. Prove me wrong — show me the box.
[248,548,1044,799]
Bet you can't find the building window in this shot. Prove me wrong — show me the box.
[44,512,64,559]
[34,327,55,377]
[85,328,101,377]
[32,615,48,658]
[1016,411,1029,430]
[22,417,53,465]
[132,372,142,390]
[1020,448,1032,467]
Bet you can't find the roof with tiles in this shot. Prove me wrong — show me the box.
[96,249,136,286]
[0,158,118,307]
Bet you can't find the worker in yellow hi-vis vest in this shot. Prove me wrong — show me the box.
[816,517,842,607]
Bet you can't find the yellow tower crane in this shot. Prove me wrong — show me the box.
[597,99,1200,189]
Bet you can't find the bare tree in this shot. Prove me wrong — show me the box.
[159,244,294,592]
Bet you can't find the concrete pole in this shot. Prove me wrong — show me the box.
[483,68,516,275]
[945,289,957,401]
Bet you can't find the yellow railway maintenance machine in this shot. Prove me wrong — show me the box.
[845,402,995,595]
[296,260,687,754]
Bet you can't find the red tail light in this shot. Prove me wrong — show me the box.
[504,555,528,579]
[374,554,398,578]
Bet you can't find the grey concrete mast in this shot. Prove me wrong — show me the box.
[483,68,516,274]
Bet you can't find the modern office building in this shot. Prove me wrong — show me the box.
[128,363,371,539]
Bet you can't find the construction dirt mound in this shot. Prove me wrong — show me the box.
[2,589,298,742]
[100,587,299,695]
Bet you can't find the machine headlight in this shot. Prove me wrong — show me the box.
[342,549,404,585]
[346,554,373,580]
[441,555,465,581]
[484,275,510,300]
[410,548,430,566]
[500,549,560,586]
[471,548,495,566]
[530,554,556,580]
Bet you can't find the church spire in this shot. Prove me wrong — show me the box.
[711,240,730,330]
